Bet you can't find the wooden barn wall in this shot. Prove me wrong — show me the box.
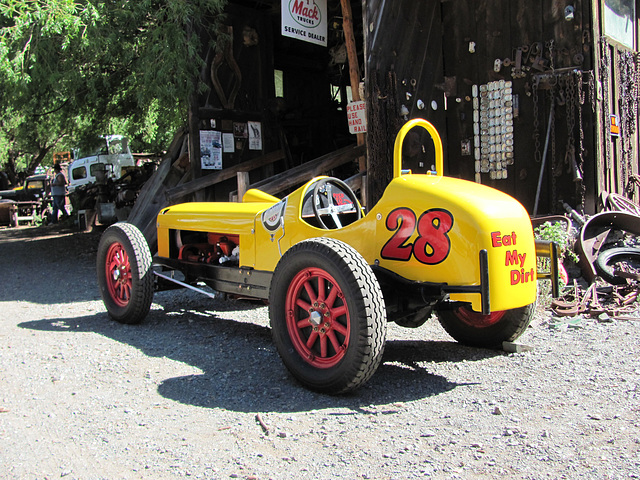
[195,4,279,201]
[365,0,445,207]
[365,0,601,215]
[592,0,640,209]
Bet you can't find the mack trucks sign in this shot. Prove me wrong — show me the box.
[281,0,327,47]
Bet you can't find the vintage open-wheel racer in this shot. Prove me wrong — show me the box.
[97,119,559,394]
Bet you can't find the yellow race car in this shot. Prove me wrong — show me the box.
[97,119,558,394]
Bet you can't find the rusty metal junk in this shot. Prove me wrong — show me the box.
[549,198,640,319]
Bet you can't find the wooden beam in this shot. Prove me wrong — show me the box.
[127,131,188,250]
[340,0,366,172]
[187,99,203,202]
[241,144,365,196]
[166,149,285,202]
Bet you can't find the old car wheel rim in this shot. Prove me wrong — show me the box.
[285,268,351,368]
[455,307,505,328]
[105,242,132,307]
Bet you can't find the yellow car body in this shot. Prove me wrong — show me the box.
[99,118,558,394]
[156,119,541,314]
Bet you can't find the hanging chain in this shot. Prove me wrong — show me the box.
[575,70,587,209]
[550,87,558,210]
[547,40,555,72]
[600,37,612,181]
[619,50,638,197]
[565,73,576,175]
[532,77,541,163]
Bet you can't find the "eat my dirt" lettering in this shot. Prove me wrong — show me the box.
[491,231,535,286]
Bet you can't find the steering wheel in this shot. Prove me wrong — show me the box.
[311,177,362,229]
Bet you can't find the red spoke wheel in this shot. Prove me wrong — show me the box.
[97,223,153,324]
[105,242,132,307]
[436,301,536,348]
[285,267,351,368]
[270,238,386,394]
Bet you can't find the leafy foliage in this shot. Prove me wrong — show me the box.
[534,221,579,263]
[0,0,226,183]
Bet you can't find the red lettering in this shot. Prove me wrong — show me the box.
[414,209,454,265]
[505,250,518,266]
[381,207,453,264]
[518,252,527,266]
[492,231,517,248]
[491,231,502,247]
[510,268,535,285]
[381,208,415,261]
[292,0,319,20]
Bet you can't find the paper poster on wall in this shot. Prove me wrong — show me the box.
[200,130,223,170]
[281,0,327,47]
[223,133,235,153]
[248,121,263,151]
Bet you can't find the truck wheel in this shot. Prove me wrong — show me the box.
[269,238,387,394]
[436,301,536,348]
[97,222,153,324]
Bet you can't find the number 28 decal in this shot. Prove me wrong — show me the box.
[381,207,454,264]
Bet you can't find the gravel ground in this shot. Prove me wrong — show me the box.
[1,225,639,480]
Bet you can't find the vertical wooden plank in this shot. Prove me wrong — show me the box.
[340,0,366,172]
[236,171,250,202]
[365,0,446,207]
[440,0,477,180]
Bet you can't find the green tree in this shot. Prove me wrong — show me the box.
[0,0,226,184]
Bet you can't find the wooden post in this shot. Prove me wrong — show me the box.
[236,171,250,202]
[340,0,366,174]
[187,100,203,202]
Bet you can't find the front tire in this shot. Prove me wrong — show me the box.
[97,222,154,324]
[436,301,536,348]
[269,238,386,394]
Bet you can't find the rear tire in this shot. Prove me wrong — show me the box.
[436,301,536,348]
[97,222,153,324]
[269,238,386,394]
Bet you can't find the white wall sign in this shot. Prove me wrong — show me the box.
[200,130,222,170]
[248,121,263,151]
[347,101,367,134]
[281,0,327,47]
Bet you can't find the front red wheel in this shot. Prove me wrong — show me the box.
[104,242,133,307]
[97,223,153,324]
[270,238,386,394]
[285,267,351,369]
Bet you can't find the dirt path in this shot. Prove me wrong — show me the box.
[1,225,639,479]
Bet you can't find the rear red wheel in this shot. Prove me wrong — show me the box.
[436,302,536,348]
[97,223,153,324]
[451,308,506,328]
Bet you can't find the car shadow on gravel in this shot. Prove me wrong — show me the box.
[19,310,500,414]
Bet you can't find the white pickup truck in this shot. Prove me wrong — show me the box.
[68,135,135,193]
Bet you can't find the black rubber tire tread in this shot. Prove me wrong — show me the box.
[436,300,536,348]
[594,247,640,285]
[96,222,154,324]
[269,237,386,394]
